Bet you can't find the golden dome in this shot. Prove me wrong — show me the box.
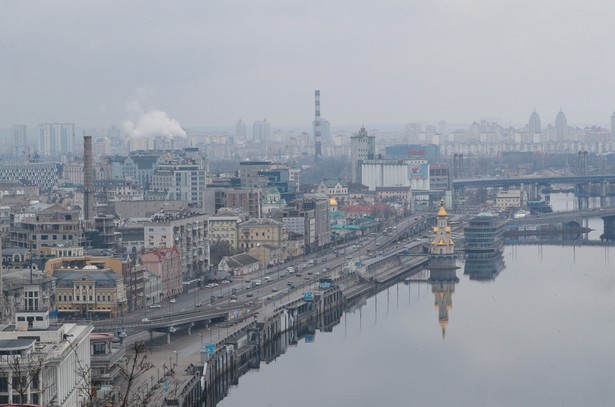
[437,203,448,218]
[329,196,338,206]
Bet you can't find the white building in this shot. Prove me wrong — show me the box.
[350,126,376,183]
[360,159,430,191]
[151,161,206,206]
[0,299,92,407]
[38,123,75,157]
[144,211,209,278]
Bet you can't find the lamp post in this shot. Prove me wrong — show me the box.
[198,333,203,347]
[174,350,180,368]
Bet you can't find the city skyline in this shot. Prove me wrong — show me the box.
[3,1,615,129]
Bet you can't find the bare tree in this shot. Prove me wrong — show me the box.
[0,350,47,406]
[71,340,154,407]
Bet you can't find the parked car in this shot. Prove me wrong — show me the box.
[149,304,161,309]
[221,280,231,284]
[170,298,176,303]
[141,318,150,323]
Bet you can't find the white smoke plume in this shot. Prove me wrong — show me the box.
[123,102,187,140]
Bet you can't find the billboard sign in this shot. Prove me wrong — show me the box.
[319,278,333,289]
[303,292,314,301]
[409,163,428,180]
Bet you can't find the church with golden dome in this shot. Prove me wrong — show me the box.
[428,200,459,338]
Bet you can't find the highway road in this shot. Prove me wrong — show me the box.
[92,214,433,333]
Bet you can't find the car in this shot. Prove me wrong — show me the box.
[212,283,219,287]
[315,271,321,276]
[296,273,302,277]
[347,255,353,260]
[287,281,293,286]
[246,293,254,297]
[322,267,329,272]
[230,299,237,303]
[221,280,231,284]
[141,318,150,323]
[304,276,310,280]
[217,294,224,299]
[194,303,203,308]
[149,304,161,309]
[170,298,176,304]
[307,272,312,275]
[272,287,278,292]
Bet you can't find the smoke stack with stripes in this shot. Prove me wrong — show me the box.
[314,89,322,162]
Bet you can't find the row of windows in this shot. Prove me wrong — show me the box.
[58,294,113,302]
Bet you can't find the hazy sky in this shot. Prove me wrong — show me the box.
[2,1,615,129]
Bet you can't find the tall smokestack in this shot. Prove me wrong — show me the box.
[83,135,94,223]
[314,90,322,162]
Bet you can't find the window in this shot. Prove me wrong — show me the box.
[0,377,7,392]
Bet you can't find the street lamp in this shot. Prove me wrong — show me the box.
[173,350,180,368]
[198,333,203,346]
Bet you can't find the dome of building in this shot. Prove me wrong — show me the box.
[437,201,447,217]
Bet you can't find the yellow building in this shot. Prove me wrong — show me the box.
[54,265,127,317]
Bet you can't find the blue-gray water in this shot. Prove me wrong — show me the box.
[220,206,615,406]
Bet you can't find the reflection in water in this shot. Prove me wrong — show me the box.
[428,267,459,338]
[464,252,506,281]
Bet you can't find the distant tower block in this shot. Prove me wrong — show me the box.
[83,135,94,223]
[314,90,322,162]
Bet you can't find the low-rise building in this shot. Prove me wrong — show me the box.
[53,266,128,318]
[495,189,523,209]
[218,253,261,276]
[89,332,125,389]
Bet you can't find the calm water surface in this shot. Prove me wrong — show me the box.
[220,243,615,407]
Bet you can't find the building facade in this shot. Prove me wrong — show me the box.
[140,245,183,299]
[350,126,376,183]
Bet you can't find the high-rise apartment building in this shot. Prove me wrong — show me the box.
[350,126,376,183]
[11,124,27,158]
[253,119,271,143]
[555,110,567,141]
[528,110,541,134]
[235,119,246,142]
[38,123,75,156]
[151,161,206,206]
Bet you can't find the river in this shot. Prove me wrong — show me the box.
[218,194,615,407]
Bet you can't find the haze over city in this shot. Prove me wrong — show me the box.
[3,0,615,129]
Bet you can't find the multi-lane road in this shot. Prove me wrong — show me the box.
[93,214,432,333]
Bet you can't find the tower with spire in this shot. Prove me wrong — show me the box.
[428,200,459,338]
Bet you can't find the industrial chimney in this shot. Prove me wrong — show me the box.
[314,90,322,162]
[83,135,94,222]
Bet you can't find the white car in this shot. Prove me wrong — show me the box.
[221,280,231,284]
[141,318,150,323]
[170,298,176,304]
